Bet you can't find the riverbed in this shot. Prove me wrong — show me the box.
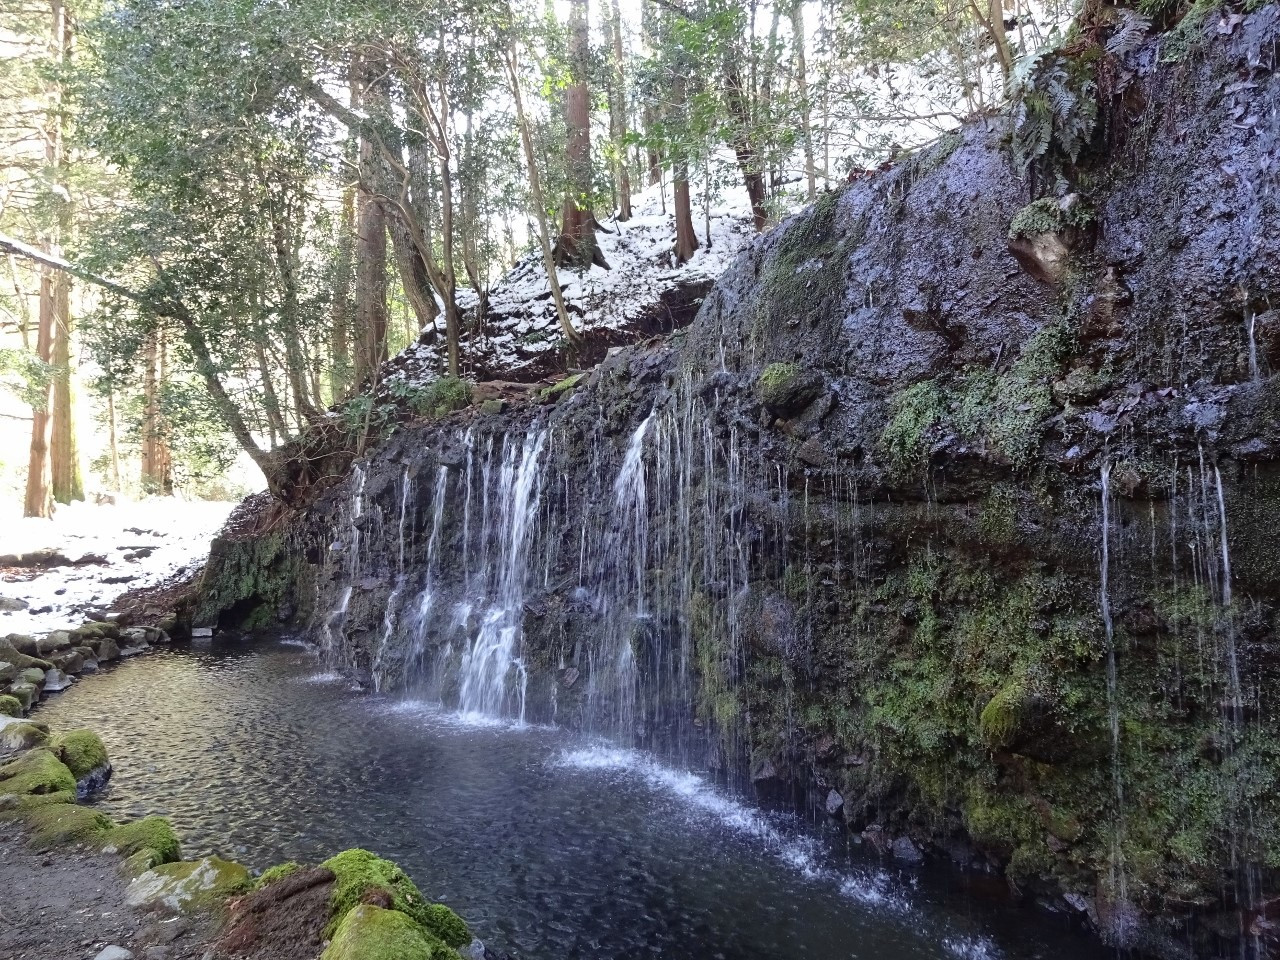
[33,637,1111,960]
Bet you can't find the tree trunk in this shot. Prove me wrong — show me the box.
[50,281,81,503]
[330,181,353,399]
[556,0,607,269]
[643,104,662,188]
[723,61,769,231]
[390,217,439,334]
[353,56,389,385]
[609,0,632,221]
[671,77,698,264]
[106,386,121,492]
[505,41,581,350]
[792,0,816,201]
[23,266,54,518]
[140,331,172,496]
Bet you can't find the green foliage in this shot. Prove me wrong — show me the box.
[1010,50,1100,175]
[49,729,109,779]
[0,349,59,411]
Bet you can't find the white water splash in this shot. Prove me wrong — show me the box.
[556,744,907,911]
[943,936,1001,960]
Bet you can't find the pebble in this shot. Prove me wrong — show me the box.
[94,948,133,960]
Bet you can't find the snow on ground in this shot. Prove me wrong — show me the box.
[388,177,783,385]
[0,498,233,635]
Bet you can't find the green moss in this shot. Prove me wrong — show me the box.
[105,816,182,865]
[321,849,469,947]
[20,803,113,849]
[49,730,109,779]
[1008,197,1095,240]
[126,857,254,913]
[0,721,50,751]
[0,694,22,717]
[256,860,303,889]
[541,372,584,401]
[321,904,449,960]
[977,485,1018,544]
[195,529,299,630]
[979,682,1028,750]
[880,380,946,477]
[1160,0,1220,61]
[0,748,76,806]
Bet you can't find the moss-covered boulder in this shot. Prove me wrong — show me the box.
[0,693,21,717]
[20,803,113,850]
[0,748,76,808]
[0,641,52,672]
[321,849,469,947]
[104,815,182,866]
[49,729,108,780]
[125,856,253,913]
[0,720,49,751]
[757,362,823,417]
[321,904,445,960]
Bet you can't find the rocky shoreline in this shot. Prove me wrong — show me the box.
[1,618,503,960]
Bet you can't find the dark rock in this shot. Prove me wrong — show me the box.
[824,789,844,817]
[891,836,923,863]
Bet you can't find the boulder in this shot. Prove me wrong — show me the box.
[891,836,924,863]
[0,596,28,611]
[0,721,49,751]
[41,668,73,693]
[126,857,253,913]
[8,683,38,711]
[35,631,73,657]
[48,650,84,675]
[0,662,15,684]
[49,729,109,779]
[757,363,824,417]
[5,634,39,656]
[0,641,52,672]
[322,904,438,960]
[94,639,122,662]
[0,693,21,717]
[825,789,844,817]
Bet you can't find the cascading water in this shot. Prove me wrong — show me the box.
[457,428,549,722]
[1098,461,1127,903]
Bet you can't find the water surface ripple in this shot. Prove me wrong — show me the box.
[34,640,1108,960]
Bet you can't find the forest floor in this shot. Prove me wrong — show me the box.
[0,821,216,960]
[0,499,235,636]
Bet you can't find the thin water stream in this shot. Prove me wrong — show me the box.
[33,639,1111,960]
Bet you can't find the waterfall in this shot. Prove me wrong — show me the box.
[319,462,366,664]
[457,427,549,722]
[1099,461,1127,902]
[584,413,654,739]
[1212,465,1243,722]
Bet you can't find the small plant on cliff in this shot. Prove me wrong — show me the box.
[1008,196,1096,240]
[881,380,945,477]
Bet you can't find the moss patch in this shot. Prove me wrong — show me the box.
[1008,196,1095,240]
[20,803,113,850]
[0,694,22,717]
[105,815,182,865]
[0,748,76,806]
[321,849,469,947]
[321,904,444,960]
[256,860,303,889]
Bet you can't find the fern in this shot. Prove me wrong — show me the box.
[1011,53,1099,172]
[1106,8,1152,56]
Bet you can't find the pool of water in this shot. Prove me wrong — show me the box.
[33,638,1109,960]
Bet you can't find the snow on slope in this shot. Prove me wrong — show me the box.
[0,498,234,634]
[387,179,769,385]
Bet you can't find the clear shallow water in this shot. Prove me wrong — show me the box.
[34,639,1108,960]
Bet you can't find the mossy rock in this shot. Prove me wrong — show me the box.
[0,641,53,672]
[7,683,38,711]
[0,694,21,717]
[50,730,109,779]
[255,860,303,889]
[0,748,76,807]
[321,849,469,947]
[321,904,446,960]
[979,682,1028,750]
[0,721,49,751]
[104,815,182,865]
[541,372,585,403]
[125,856,253,913]
[20,803,113,850]
[757,362,823,417]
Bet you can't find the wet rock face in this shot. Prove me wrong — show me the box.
[208,9,1280,958]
